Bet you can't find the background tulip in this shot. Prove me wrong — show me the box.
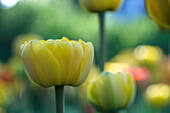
[145,0,170,30]
[145,84,170,107]
[124,67,150,88]
[79,0,123,12]
[20,37,94,87]
[0,64,24,112]
[104,62,129,74]
[134,45,163,64]
[87,71,136,112]
[134,45,163,82]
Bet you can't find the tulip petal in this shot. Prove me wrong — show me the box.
[111,0,122,11]
[125,73,136,106]
[109,73,126,109]
[70,42,83,84]
[22,43,39,84]
[87,83,103,109]
[92,0,109,11]
[73,42,94,86]
[146,0,170,29]
[80,0,123,12]
[97,75,114,110]
[116,72,131,108]
[54,42,73,84]
[22,41,61,87]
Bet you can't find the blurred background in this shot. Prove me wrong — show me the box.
[0,0,169,113]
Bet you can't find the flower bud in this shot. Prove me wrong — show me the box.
[146,0,170,30]
[87,71,136,112]
[20,37,94,87]
[79,0,123,12]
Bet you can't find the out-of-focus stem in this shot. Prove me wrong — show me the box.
[55,85,64,113]
[168,34,170,83]
[98,11,106,72]
[168,34,170,54]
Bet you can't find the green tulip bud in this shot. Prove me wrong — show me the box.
[87,71,136,112]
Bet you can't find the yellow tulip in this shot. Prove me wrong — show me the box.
[104,62,129,74]
[20,37,94,87]
[134,45,162,64]
[145,84,170,107]
[146,0,170,30]
[79,0,123,12]
[134,45,163,82]
[87,71,136,112]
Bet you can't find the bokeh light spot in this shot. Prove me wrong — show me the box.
[134,45,148,60]
[1,0,20,8]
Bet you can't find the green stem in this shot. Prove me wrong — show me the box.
[168,34,170,83]
[168,34,170,54]
[55,85,64,113]
[98,11,106,72]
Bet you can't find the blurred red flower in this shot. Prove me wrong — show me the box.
[124,67,150,87]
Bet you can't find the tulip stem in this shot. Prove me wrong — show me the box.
[168,35,170,83]
[98,11,106,71]
[55,85,64,113]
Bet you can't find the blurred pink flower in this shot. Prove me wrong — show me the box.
[124,67,150,87]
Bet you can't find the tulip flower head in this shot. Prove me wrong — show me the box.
[20,37,94,87]
[79,0,123,12]
[145,84,170,107]
[87,71,136,112]
[146,0,170,30]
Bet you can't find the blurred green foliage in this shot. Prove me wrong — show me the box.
[0,0,169,63]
